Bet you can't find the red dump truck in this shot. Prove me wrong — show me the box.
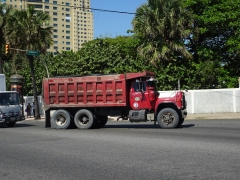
[42,71,187,129]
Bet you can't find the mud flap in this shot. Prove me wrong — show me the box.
[45,109,51,128]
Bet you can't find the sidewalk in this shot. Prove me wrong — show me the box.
[185,112,240,120]
[23,113,240,121]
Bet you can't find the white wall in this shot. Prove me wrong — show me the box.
[160,88,240,114]
[23,96,44,116]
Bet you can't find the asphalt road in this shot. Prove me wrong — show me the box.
[0,119,240,180]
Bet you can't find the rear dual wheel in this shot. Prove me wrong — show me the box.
[74,109,95,129]
[94,115,108,128]
[51,109,71,129]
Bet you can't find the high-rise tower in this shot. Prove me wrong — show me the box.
[1,0,94,54]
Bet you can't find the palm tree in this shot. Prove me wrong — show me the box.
[132,0,192,63]
[5,5,53,119]
[0,4,13,73]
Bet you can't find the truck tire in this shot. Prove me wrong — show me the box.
[51,109,71,129]
[157,108,179,129]
[74,109,95,129]
[94,115,108,128]
[177,118,184,127]
[6,122,16,127]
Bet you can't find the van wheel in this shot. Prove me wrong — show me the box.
[94,115,108,128]
[6,122,16,127]
[74,109,95,129]
[157,108,179,129]
[51,109,71,129]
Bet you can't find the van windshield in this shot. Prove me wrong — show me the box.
[0,92,20,105]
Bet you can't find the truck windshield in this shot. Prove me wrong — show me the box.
[0,92,20,105]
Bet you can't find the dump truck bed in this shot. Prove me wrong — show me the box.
[43,74,127,108]
[42,71,155,110]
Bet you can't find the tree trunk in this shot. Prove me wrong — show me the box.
[27,55,41,120]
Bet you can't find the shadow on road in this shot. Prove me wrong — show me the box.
[103,123,195,129]
[0,123,36,128]
[179,124,195,128]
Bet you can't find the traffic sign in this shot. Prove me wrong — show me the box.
[27,51,40,56]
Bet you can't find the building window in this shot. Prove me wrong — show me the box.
[53,1,57,4]
[66,47,70,50]
[54,41,58,44]
[35,5,42,9]
[53,24,58,27]
[45,0,49,3]
[54,46,58,50]
[66,42,70,45]
[53,29,58,32]
[66,31,70,34]
[66,19,70,22]
[45,6,49,9]
[53,18,57,21]
[66,14,70,17]
[66,2,70,6]
[54,35,58,38]
[66,8,70,11]
[53,6,57,10]
[66,25,70,28]
[66,36,70,39]
[53,12,57,15]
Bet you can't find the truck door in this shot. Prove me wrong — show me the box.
[130,79,151,110]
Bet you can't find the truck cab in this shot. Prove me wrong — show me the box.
[128,76,187,128]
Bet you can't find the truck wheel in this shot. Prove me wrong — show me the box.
[157,108,179,129]
[74,109,95,129]
[94,115,108,128]
[177,118,184,127]
[51,109,71,129]
[6,122,16,127]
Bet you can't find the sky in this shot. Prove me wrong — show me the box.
[91,0,147,38]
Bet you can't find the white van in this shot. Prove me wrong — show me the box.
[0,74,23,127]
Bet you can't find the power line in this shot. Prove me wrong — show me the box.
[24,2,136,15]
[89,7,136,15]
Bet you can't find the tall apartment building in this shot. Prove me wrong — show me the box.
[1,0,94,54]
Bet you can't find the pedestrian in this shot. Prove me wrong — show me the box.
[26,103,32,118]
[32,102,35,117]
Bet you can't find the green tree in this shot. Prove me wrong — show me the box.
[5,5,53,119]
[184,0,240,84]
[132,0,192,63]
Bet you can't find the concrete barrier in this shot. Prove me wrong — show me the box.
[160,88,240,114]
